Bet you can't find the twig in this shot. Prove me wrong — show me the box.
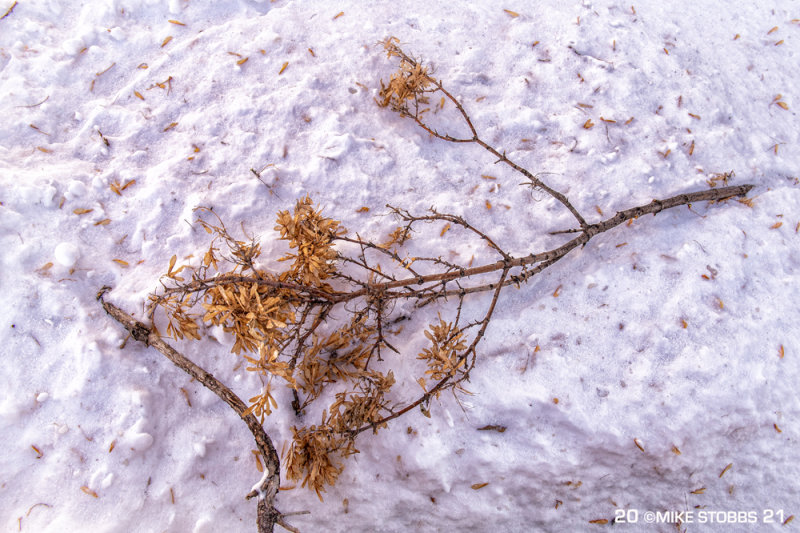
[96,287,293,533]
[381,42,588,228]
[323,182,753,302]
[168,184,752,311]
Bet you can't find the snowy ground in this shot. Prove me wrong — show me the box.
[1,1,798,532]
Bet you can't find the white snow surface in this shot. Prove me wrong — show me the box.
[1,1,799,532]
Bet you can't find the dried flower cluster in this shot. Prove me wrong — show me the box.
[275,195,343,288]
[378,37,434,113]
[418,315,467,384]
[149,193,474,498]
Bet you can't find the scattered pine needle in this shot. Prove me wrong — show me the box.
[29,124,51,136]
[179,387,192,406]
[477,425,507,433]
[81,486,99,498]
[279,61,289,74]
[96,63,116,77]
[0,1,17,21]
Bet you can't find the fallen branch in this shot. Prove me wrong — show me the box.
[98,39,758,530]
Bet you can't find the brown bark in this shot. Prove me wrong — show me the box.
[97,288,284,533]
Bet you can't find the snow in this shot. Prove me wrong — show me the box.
[53,242,80,268]
[1,1,798,532]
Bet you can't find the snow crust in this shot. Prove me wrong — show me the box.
[1,1,798,532]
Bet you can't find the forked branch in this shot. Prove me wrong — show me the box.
[98,39,757,532]
[378,38,588,228]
